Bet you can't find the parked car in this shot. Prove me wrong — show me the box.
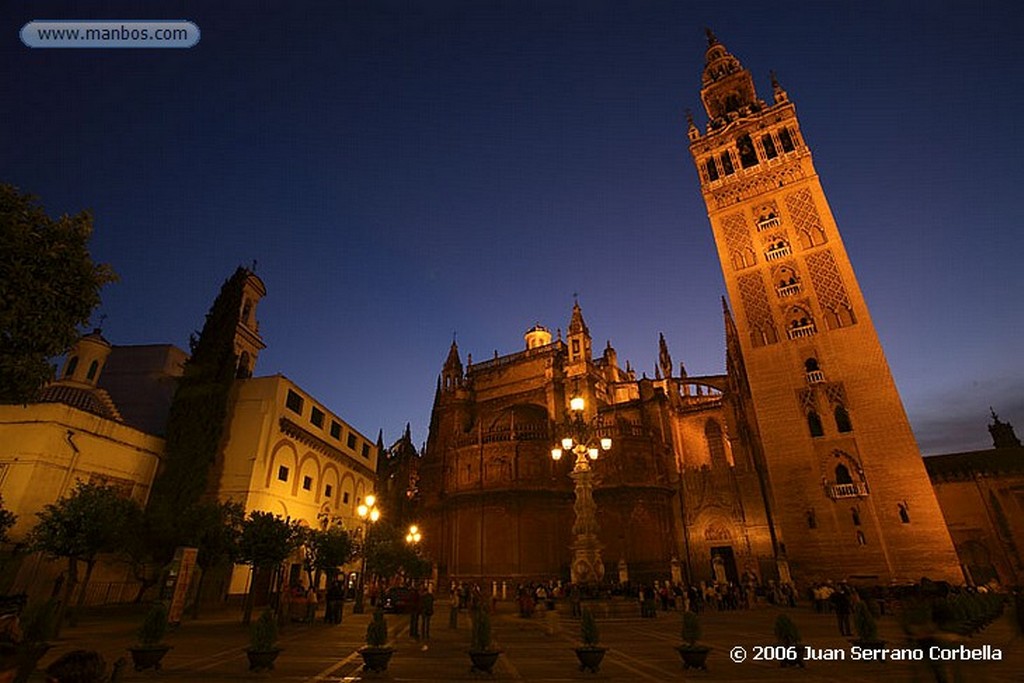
[382,586,416,613]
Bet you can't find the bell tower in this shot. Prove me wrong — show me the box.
[234,270,266,379]
[687,32,960,583]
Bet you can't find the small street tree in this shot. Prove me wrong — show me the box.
[0,184,116,403]
[363,522,430,581]
[28,481,140,634]
[236,511,303,625]
[302,525,356,588]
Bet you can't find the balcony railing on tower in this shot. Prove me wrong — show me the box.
[776,282,801,297]
[787,322,817,339]
[827,481,869,499]
[757,216,781,231]
[765,244,792,261]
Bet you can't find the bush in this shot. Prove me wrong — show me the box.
[471,608,492,651]
[250,610,278,651]
[365,610,388,648]
[853,602,878,641]
[773,613,800,646]
[681,611,701,646]
[137,603,168,646]
[580,608,599,646]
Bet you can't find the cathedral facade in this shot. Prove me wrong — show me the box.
[417,34,963,588]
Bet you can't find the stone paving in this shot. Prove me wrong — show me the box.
[31,599,1023,682]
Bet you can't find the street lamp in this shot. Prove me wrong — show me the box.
[551,395,612,586]
[354,494,380,614]
[405,524,422,545]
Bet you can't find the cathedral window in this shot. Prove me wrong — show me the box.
[277,465,289,482]
[64,356,79,377]
[241,299,252,325]
[856,530,867,545]
[347,433,357,450]
[286,390,304,414]
[765,239,791,261]
[303,475,313,491]
[737,134,759,168]
[342,492,349,504]
[786,306,817,339]
[851,507,861,526]
[720,151,734,175]
[773,265,801,297]
[325,484,333,498]
[86,360,99,381]
[705,420,727,468]
[805,357,825,384]
[835,464,853,484]
[808,411,825,437]
[778,127,795,153]
[311,406,325,428]
[705,158,719,182]
[330,421,341,439]
[834,405,853,433]
[898,503,910,524]
[361,443,370,458]
[761,134,778,159]
[807,508,817,529]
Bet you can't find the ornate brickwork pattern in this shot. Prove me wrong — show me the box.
[823,382,848,408]
[805,249,853,313]
[785,188,827,246]
[737,273,777,343]
[711,161,806,209]
[721,213,756,269]
[797,388,818,414]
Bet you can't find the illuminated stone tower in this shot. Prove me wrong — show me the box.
[687,31,961,583]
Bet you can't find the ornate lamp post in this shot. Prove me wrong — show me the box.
[354,494,380,614]
[405,524,422,545]
[551,396,612,586]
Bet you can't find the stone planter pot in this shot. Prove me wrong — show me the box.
[128,644,173,671]
[468,649,501,674]
[574,646,607,673]
[358,646,394,673]
[677,644,711,671]
[246,647,283,671]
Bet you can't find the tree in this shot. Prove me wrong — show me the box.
[148,267,248,521]
[0,184,116,403]
[0,495,16,544]
[302,525,356,588]
[236,511,303,625]
[363,522,430,581]
[28,481,140,634]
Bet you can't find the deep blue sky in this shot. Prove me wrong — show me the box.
[3,1,1022,455]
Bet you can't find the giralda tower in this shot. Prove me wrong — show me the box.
[687,32,960,583]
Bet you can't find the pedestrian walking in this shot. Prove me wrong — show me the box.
[449,589,459,629]
[421,588,434,641]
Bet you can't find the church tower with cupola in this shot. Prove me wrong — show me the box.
[687,31,960,583]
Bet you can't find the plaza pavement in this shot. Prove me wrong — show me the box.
[31,598,1023,682]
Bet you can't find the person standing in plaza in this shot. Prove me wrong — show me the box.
[448,588,459,629]
[408,585,421,640]
[420,588,434,643]
[832,585,852,636]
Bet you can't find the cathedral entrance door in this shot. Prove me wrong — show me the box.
[710,546,739,585]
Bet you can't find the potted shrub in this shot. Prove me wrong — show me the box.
[677,611,711,671]
[246,609,283,671]
[467,608,501,674]
[358,609,393,673]
[851,601,886,651]
[573,608,607,673]
[128,602,172,671]
[773,613,804,668]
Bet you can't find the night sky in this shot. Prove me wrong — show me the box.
[3,1,1022,455]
